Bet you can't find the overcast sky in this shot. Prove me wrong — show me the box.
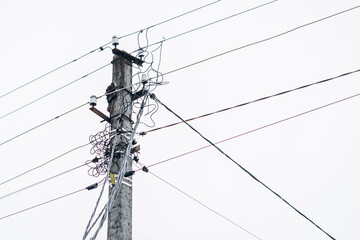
[1,0,360,239]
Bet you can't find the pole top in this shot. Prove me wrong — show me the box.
[112,48,144,67]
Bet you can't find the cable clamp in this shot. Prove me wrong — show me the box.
[86,183,98,191]
[131,145,140,154]
[142,166,149,173]
[124,171,135,178]
[133,156,139,162]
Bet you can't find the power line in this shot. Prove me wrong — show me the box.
[146,0,221,30]
[0,62,111,121]
[0,163,87,200]
[0,102,89,146]
[158,4,360,78]
[2,3,358,123]
[99,0,222,47]
[143,67,360,134]
[3,65,359,148]
[0,0,221,101]
[133,0,278,53]
[0,182,101,221]
[152,94,337,240]
[0,142,90,187]
[140,167,263,240]
[139,91,360,171]
[0,0,278,122]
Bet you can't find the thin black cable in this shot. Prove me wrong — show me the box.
[0,0,221,101]
[0,102,89,146]
[0,182,101,221]
[0,142,90,187]
[0,163,86,200]
[144,67,360,134]
[158,4,360,79]
[152,94,336,240]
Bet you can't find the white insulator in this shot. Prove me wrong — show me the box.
[112,35,119,47]
[90,95,97,106]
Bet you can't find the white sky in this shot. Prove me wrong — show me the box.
[0,0,360,239]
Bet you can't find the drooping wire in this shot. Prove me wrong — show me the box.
[136,164,263,240]
[141,67,360,134]
[137,91,360,171]
[0,0,221,101]
[0,163,87,200]
[87,124,111,177]
[131,31,164,128]
[152,94,337,240]
[0,181,102,221]
[0,142,90,187]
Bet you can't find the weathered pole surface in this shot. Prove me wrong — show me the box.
[107,54,133,240]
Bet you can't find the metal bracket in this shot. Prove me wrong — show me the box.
[89,107,111,123]
[112,49,144,66]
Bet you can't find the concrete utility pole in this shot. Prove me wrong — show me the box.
[107,48,143,240]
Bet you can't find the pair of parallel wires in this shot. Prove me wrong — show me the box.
[2,3,360,147]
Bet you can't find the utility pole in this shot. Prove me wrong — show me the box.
[106,43,143,240]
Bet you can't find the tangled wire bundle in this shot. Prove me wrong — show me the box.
[87,125,111,177]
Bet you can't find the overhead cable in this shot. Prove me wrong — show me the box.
[3,66,359,148]
[0,102,89,146]
[0,81,142,147]
[0,0,283,121]
[158,4,360,79]
[0,63,111,121]
[2,3,358,122]
[0,182,102,221]
[138,165,263,240]
[143,67,360,134]
[0,163,86,200]
[137,0,278,51]
[138,91,360,171]
[0,142,90,187]
[152,94,337,240]
[0,0,221,101]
